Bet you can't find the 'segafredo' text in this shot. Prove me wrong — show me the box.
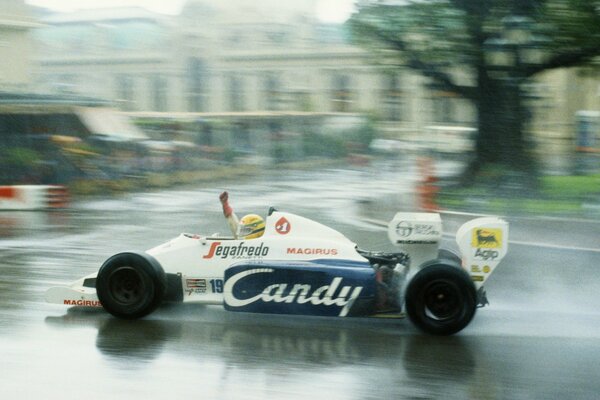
[203,241,269,259]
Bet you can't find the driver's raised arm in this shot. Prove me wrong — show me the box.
[219,191,239,239]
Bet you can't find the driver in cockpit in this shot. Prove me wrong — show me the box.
[219,191,265,240]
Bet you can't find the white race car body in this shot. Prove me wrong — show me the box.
[46,210,509,335]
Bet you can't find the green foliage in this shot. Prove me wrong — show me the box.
[1,147,40,167]
[438,172,600,216]
[543,0,600,51]
[542,174,600,198]
[348,1,476,70]
[349,0,600,74]
[352,115,378,149]
[348,0,600,182]
[222,147,237,163]
[303,133,348,158]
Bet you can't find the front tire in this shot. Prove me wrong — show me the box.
[405,263,476,335]
[96,252,166,319]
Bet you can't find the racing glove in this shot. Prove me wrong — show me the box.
[220,191,239,238]
[220,191,233,217]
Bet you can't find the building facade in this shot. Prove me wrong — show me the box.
[33,1,468,136]
[0,0,39,91]
[33,7,176,111]
[31,0,599,159]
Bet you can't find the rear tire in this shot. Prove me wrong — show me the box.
[438,249,462,265]
[96,252,166,319]
[405,262,476,335]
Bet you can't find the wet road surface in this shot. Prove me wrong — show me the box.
[2,161,600,399]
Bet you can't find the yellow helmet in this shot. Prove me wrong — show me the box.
[238,214,265,239]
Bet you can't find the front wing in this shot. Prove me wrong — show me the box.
[46,274,102,307]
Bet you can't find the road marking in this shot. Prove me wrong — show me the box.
[505,239,600,254]
[439,209,600,225]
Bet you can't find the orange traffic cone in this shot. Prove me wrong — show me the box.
[416,157,439,211]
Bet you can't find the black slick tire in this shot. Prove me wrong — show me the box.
[405,262,476,335]
[96,252,167,319]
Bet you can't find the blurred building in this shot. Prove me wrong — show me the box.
[33,7,174,111]
[33,0,469,137]
[532,68,600,161]
[0,0,40,91]
[30,0,598,160]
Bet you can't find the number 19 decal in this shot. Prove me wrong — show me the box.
[210,279,224,293]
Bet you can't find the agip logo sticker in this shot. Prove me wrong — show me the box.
[471,228,502,248]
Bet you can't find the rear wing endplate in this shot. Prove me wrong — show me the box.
[456,217,509,288]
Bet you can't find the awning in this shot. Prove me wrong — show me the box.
[75,107,148,141]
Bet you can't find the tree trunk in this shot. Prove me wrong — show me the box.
[462,73,538,188]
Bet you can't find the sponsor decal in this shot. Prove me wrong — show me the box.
[472,275,484,282]
[471,265,492,276]
[203,241,269,259]
[224,268,363,317]
[396,221,413,237]
[63,299,102,307]
[287,247,339,256]
[474,248,499,261]
[395,221,440,237]
[275,217,291,235]
[471,228,502,248]
[186,278,207,295]
[395,240,438,244]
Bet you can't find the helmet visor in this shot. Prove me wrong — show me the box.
[237,221,264,238]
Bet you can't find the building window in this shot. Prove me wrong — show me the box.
[263,73,280,111]
[152,76,168,112]
[188,58,207,112]
[331,74,352,112]
[232,123,251,153]
[116,75,135,111]
[265,28,289,45]
[200,124,213,146]
[228,74,245,112]
[228,30,243,47]
[383,73,402,121]
[432,90,458,123]
[55,74,77,94]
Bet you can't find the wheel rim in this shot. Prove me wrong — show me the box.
[108,266,146,305]
[423,279,463,321]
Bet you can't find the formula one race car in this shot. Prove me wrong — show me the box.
[46,209,509,335]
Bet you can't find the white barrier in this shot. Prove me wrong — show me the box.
[0,185,69,210]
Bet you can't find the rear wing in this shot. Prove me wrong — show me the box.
[387,212,442,268]
[387,212,508,288]
[456,217,509,288]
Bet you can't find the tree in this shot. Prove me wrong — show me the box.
[349,0,600,186]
